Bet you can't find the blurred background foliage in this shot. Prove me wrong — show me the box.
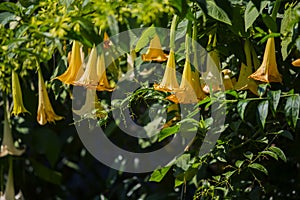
[0,0,300,199]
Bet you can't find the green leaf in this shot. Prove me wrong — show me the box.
[223,170,236,179]
[249,163,268,175]
[284,95,300,128]
[30,159,62,185]
[257,100,269,129]
[268,146,287,162]
[169,0,183,13]
[175,154,191,171]
[0,12,16,25]
[135,26,156,52]
[0,2,19,13]
[268,90,281,113]
[261,150,278,160]
[280,6,298,60]
[149,166,171,182]
[262,14,277,32]
[244,151,253,160]
[237,100,249,121]
[235,160,244,168]
[206,0,232,25]
[244,1,269,31]
[158,124,180,142]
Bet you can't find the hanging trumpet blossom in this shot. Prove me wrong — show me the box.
[249,37,282,83]
[0,158,24,200]
[154,50,179,92]
[142,34,168,62]
[202,33,222,93]
[95,53,114,92]
[191,23,207,101]
[154,15,179,92]
[73,89,107,119]
[234,39,259,95]
[11,71,29,116]
[0,99,25,157]
[167,21,204,104]
[292,58,300,67]
[74,45,99,87]
[222,69,233,90]
[37,68,64,125]
[55,41,84,85]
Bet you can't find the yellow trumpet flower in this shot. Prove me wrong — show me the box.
[37,69,64,125]
[95,53,114,92]
[154,50,179,92]
[233,39,259,96]
[73,89,107,119]
[202,33,222,93]
[0,158,24,200]
[0,100,25,157]
[142,34,168,62]
[167,61,194,103]
[74,45,99,87]
[292,58,300,67]
[222,69,233,90]
[249,37,282,83]
[55,41,84,85]
[11,71,29,116]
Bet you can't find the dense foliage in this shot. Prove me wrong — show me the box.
[0,0,300,199]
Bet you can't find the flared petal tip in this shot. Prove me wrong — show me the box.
[142,52,168,62]
[166,90,199,104]
[292,59,300,67]
[11,108,30,116]
[0,145,26,158]
[153,83,178,93]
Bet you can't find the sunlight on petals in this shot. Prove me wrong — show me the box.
[55,41,84,85]
[249,37,282,83]
[142,34,168,62]
[154,50,179,92]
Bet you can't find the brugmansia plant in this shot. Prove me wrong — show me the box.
[0,0,299,199]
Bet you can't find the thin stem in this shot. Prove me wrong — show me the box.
[170,15,178,51]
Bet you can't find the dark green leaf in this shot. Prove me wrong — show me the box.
[268,146,287,162]
[0,12,16,25]
[235,160,244,168]
[268,90,281,113]
[261,150,278,160]
[158,124,180,142]
[0,2,19,13]
[237,100,249,121]
[206,0,232,25]
[244,1,269,31]
[257,100,269,128]
[149,166,171,182]
[262,14,277,32]
[284,95,300,128]
[31,159,62,185]
[244,151,253,160]
[280,6,298,60]
[175,154,191,171]
[249,163,268,175]
[223,170,236,179]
